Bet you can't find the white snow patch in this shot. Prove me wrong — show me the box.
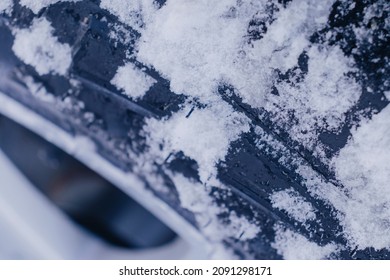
[108,23,136,47]
[384,91,390,101]
[19,0,81,14]
[296,164,345,209]
[23,76,56,103]
[263,45,361,158]
[100,0,158,31]
[98,0,384,256]
[105,0,355,165]
[135,0,356,162]
[247,0,334,75]
[255,126,346,214]
[294,105,390,250]
[255,78,390,252]
[227,211,259,240]
[170,172,259,248]
[332,105,390,249]
[145,102,250,183]
[272,225,339,260]
[270,188,316,223]
[111,63,156,99]
[137,0,335,108]
[12,18,72,76]
[136,0,270,104]
[0,0,13,14]
[172,172,212,214]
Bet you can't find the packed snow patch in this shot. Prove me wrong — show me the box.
[12,18,72,76]
[272,225,338,259]
[19,0,81,14]
[332,105,390,250]
[111,63,156,99]
[145,102,250,183]
[0,0,13,14]
[270,188,316,223]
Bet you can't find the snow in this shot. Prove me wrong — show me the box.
[100,0,158,32]
[6,0,388,258]
[291,105,390,251]
[171,172,212,214]
[115,0,366,256]
[136,0,267,104]
[144,103,256,255]
[257,111,390,254]
[108,23,136,47]
[145,102,250,183]
[264,45,361,157]
[270,188,316,223]
[12,18,72,76]
[144,101,256,255]
[111,63,156,99]
[227,211,259,240]
[22,76,56,103]
[0,91,209,259]
[384,91,390,101]
[247,0,333,75]
[135,0,359,163]
[136,0,336,108]
[332,106,390,250]
[0,0,13,14]
[19,0,81,14]
[272,225,339,260]
[259,101,390,250]
[114,0,358,184]
[170,172,259,256]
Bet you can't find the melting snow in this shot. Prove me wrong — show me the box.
[12,18,72,76]
[111,63,156,99]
